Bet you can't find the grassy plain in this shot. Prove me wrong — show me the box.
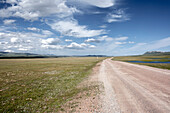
[0,57,105,112]
[112,55,170,69]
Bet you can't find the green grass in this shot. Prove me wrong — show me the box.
[112,55,170,70]
[0,57,105,112]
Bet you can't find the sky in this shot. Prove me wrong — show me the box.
[0,0,170,56]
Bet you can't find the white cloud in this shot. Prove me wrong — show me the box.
[27,28,53,36]
[98,35,114,41]
[4,50,14,52]
[3,19,16,25]
[99,25,107,28]
[146,37,170,50]
[85,38,100,43]
[120,37,170,55]
[41,38,60,45]
[27,27,40,32]
[128,43,146,50]
[17,46,33,51]
[0,0,80,21]
[42,30,53,36]
[0,31,56,53]
[89,45,96,48]
[71,0,114,8]
[0,31,58,53]
[0,9,12,18]
[6,0,17,4]
[0,32,47,41]
[128,41,135,44]
[107,9,129,23]
[41,45,63,50]
[65,39,72,42]
[0,31,99,53]
[115,42,126,45]
[65,42,95,49]
[10,38,19,43]
[0,0,133,55]
[0,32,14,39]
[0,26,17,32]
[91,11,104,14]
[115,37,128,41]
[0,41,8,45]
[66,42,86,49]
[26,40,31,43]
[18,48,29,51]
[49,20,105,38]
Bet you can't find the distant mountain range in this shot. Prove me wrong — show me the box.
[0,52,39,56]
[0,52,50,58]
[143,51,170,56]
[1,51,169,58]
[0,52,107,58]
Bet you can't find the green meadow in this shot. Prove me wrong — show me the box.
[0,57,105,112]
[112,55,170,70]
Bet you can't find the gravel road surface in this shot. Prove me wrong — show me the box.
[98,58,170,113]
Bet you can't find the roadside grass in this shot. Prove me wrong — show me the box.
[112,55,170,70]
[0,57,105,112]
[136,63,170,70]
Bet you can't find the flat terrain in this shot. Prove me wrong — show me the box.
[0,57,105,112]
[112,55,170,69]
[1,57,170,112]
[98,58,170,112]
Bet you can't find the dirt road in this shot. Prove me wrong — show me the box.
[98,58,170,113]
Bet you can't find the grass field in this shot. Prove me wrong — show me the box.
[0,57,105,112]
[112,55,170,70]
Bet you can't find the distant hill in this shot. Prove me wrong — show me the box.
[0,52,39,57]
[0,52,107,58]
[143,51,170,56]
[0,52,52,58]
[73,55,107,57]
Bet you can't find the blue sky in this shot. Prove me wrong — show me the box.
[0,0,170,56]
